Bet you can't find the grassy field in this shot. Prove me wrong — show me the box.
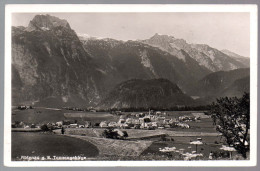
[67,135,152,157]
[11,108,246,161]
[53,128,104,137]
[166,118,217,133]
[12,108,119,124]
[141,135,231,159]
[12,132,99,160]
[12,108,66,124]
[64,112,118,123]
[12,108,210,127]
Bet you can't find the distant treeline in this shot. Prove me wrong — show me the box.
[97,105,211,113]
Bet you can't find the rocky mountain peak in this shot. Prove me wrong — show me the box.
[150,33,175,42]
[191,44,211,52]
[26,14,71,32]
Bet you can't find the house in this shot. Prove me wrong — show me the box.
[169,118,178,124]
[63,120,73,126]
[118,119,125,124]
[131,113,136,116]
[156,111,162,115]
[120,123,130,129]
[108,122,118,128]
[69,124,78,128]
[176,122,190,128]
[125,118,133,124]
[192,112,210,119]
[24,125,30,129]
[164,124,171,128]
[84,121,90,128]
[138,113,145,117]
[144,122,153,129]
[114,111,122,115]
[100,121,108,128]
[77,121,88,128]
[133,119,140,124]
[17,105,27,110]
[151,122,158,128]
[56,121,63,127]
[163,119,170,124]
[17,121,25,128]
[134,124,141,129]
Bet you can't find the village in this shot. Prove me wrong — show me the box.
[12,107,209,131]
[12,106,245,161]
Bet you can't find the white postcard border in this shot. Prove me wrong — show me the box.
[4,4,258,167]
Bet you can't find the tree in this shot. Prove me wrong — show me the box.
[102,128,119,139]
[122,131,128,139]
[40,124,49,132]
[210,93,250,158]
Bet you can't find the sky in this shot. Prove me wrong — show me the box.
[12,13,250,57]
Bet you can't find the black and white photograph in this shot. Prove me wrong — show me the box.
[3,4,258,167]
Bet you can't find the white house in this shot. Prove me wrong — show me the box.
[100,121,108,128]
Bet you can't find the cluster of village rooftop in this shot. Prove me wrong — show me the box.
[97,111,203,129]
[12,110,208,130]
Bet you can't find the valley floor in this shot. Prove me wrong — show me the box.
[11,109,248,161]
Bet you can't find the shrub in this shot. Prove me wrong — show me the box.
[40,124,49,132]
[122,131,128,139]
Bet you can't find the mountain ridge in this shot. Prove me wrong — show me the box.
[11,14,250,108]
[141,33,249,72]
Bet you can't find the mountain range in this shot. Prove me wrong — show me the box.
[11,14,250,108]
[141,33,249,72]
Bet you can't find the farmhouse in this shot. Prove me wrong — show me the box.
[100,121,108,128]
[69,123,78,128]
[192,112,211,119]
[108,122,118,128]
[56,121,63,127]
[118,118,125,124]
[77,121,89,128]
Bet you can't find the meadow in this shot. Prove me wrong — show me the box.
[12,132,99,160]
[12,108,240,161]
[12,107,119,124]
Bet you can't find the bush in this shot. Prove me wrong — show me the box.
[102,129,119,139]
[40,124,49,132]
[102,128,129,139]
[122,131,128,139]
[212,151,230,159]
